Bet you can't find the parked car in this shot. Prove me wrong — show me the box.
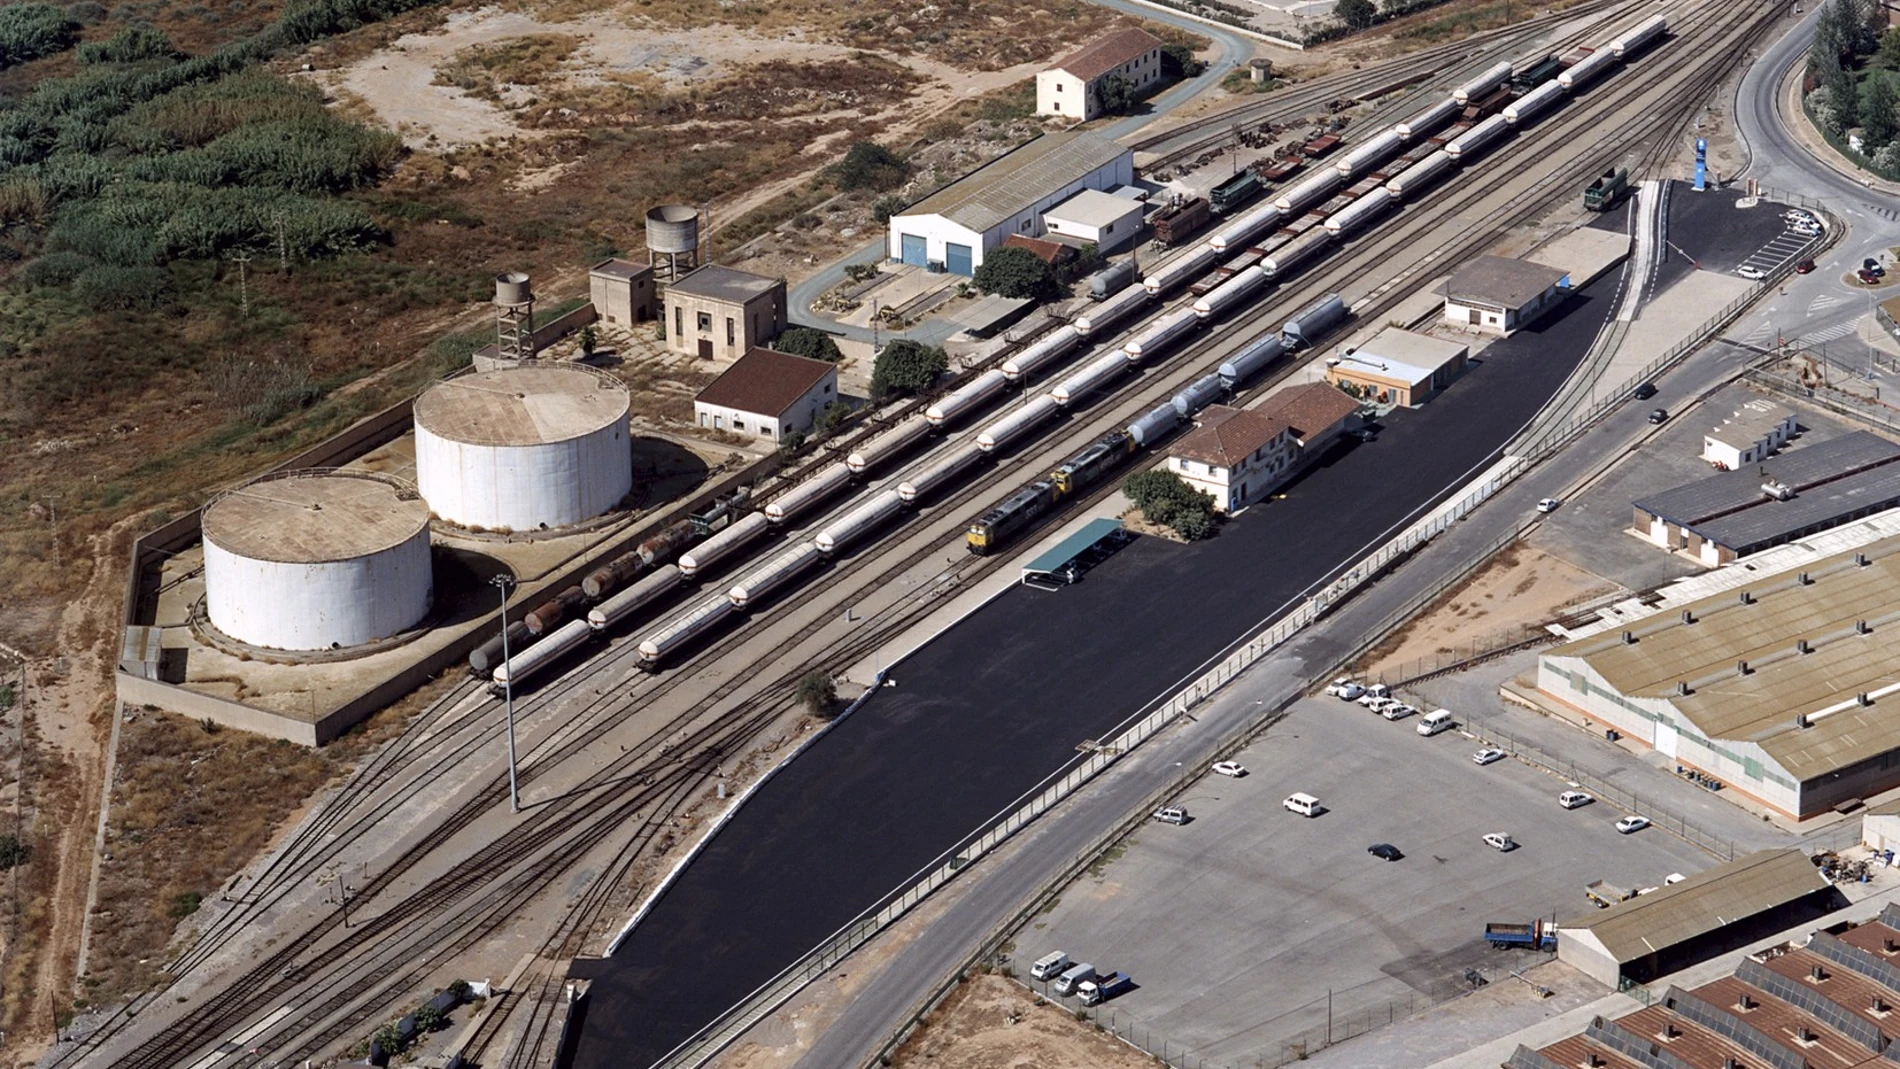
[1368,843,1404,861]
[1632,381,1657,400]
[1152,806,1187,825]
[1473,747,1506,765]
[1381,702,1417,721]
[1212,760,1247,778]
[1349,427,1378,442]
[1615,815,1651,834]
[1795,258,1816,274]
[1325,678,1364,700]
[1283,792,1323,817]
[1864,258,1885,276]
[1648,407,1669,425]
[1860,268,1883,285]
[1558,790,1594,809]
[1482,832,1516,852]
[1357,683,1392,704]
[1536,498,1561,513]
[1737,265,1766,280]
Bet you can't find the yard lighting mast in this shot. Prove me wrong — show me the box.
[491,573,521,813]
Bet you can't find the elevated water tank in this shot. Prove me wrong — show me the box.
[202,470,432,651]
[414,365,633,533]
[647,205,701,281]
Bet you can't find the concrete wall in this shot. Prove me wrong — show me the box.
[1034,47,1164,120]
[117,672,321,747]
[590,268,657,326]
[663,286,786,362]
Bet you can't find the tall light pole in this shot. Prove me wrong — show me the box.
[490,574,521,813]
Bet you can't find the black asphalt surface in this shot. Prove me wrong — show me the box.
[568,269,1623,1069]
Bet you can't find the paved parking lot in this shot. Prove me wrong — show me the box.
[1023,693,1715,1067]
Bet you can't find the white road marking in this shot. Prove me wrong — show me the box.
[1809,293,1847,314]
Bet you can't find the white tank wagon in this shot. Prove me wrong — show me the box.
[899,442,986,503]
[977,395,1061,452]
[1395,98,1459,141]
[815,490,906,555]
[1209,204,1283,252]
[1274,170,1344,215]
[1385,151,1453,198]
[1172,373,1226,418]
[764,463,852,524]
[1002,326,1082,379]
[490,618,591,692]
[1127,403,1184,447]
[729,542,823,608]
[201,470,432,651]
[1052,352,1131,407]
[1558,48,1616,90]
[638,593,735,667]
[925,369,1009,426]
[588,565,684,630]
[1283,293,1348,349]
[1192,266,1268,319]
[1503,80,1565,125]
[1141,245,1219,296]
[1610,15,1666,58]
[845,416,932,474]
[1261,230,1334,279]
[1334,130,1405,179]
[413,365,632,533]
[1218,333,1288,386]
[1445,115,1510,161]
[1123,308,1201,364]
[1323,188,1393,236]
[677,512,769,578]
[1453,60,1514,105]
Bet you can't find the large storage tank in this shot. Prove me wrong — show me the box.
[414,365,633,533]
[202,470,433,651]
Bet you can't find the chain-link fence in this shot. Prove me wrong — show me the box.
[1368,624,1555,688]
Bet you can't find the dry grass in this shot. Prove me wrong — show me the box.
[433,33,582,101]
[522,52,918,130]
[2,724,84,1036]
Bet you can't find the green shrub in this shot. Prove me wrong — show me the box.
[77,25,179,65]
[773,326,842,362]
[831,140,908,192]
[0,833,28,870]
[869,339,946,398]
[72,263,171,310]
[1123,469,1217,540]
[0,4,79,70]
[168,890,202,917]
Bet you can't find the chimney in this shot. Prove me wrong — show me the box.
[1860,693,1873,707]
[1724,1059,1741,1069]
[1622,630,1636,644]
[1797,639,1812,654]
[1797,1023,1815,1042]
[1677,681,1692,696]
[1811,964,1827,981]
[1875,993,1890,1012]
[1583,1056,1603,1069]
[1857,552,1870,566]
[1737,660,1752,676]
[1884,938,1898,954]
[1740,590,1755,605]
[1681,609,1695,624]
[1799,570,1812,585]
[1798,714,1812,729]
[1737,991,1753,1009]
[1858,620,1871,634]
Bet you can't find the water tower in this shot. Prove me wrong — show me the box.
[494,271,536,362]
[646,205,701,282]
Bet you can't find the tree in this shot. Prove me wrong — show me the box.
[1826,56,1860,133]
[973,246,1054,300]
[1160,43,1205,79]
[1864,73,1899,149]
[1122,469,1218,540]
[1093,72,1136,116]
[795,671,837,716]
[413,1005,446,1033]
[773,326,843,362]
[833,141,908,192]
[869,339,947,398]
[816,400,852,433]
[0,833,27,870]
[1876,27,1900,71]
[872,194,906,224]
[578,324,597,357]
[1335,0,1377,31]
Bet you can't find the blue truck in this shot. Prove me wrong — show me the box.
[1484,920,1557,950]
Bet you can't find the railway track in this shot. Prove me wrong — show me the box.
[57,4,1785,1065]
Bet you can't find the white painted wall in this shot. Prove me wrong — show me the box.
[415,417,633,532]
[204,530,432,651]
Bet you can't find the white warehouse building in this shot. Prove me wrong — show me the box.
[414,365,633,533]
[202,470,433,651]
[886,131,1134,276]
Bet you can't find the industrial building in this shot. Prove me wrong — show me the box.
[1324,328,1469,407]
[1555,849,1836,986]
[413,365,634,533]
[1040,189,1146,253]
[1631,431,1900,566]
[663,265,787,361]
[201,470,433,651]
[1441,254,1569,336]
[1536,533,1900,819]
[589,258,658,326]
[886,132,1134,276]
[693,347,840,443]
[1035,27,1165,121]
[1166,405,1296,514]
[1701,397,1798,469]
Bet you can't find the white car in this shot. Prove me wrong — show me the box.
[1737,265,1766,280]
[1212,760,1247,778]
[1153,806,1188,825]
[1615,815,1651,834]
[1558,790,1594,809]
[1361,696,1397,715]
[1482,832,1516,852]
[1381,703,1416,721]
[1536,497,1561,513]
[1472,747,1506,766]
[1357,683,1392,703]
[1332,681,1365,701]
[1324,677,1354,696]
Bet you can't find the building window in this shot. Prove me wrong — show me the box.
[1053,101,1061,112]
[1056,83,1063,92]
[726,317,735,346]
[675,307,683,337]
[697,311,713,332]
[733,419,746,431]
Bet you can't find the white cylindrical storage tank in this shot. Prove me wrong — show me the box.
[1219,333,1287,386]
[1172,373,1226,419]
[202,471,432,651]
[1445,115,1509,161]
[765,463,852,524]
[1193,266,1268,319]
[1503,81,1564,125]
[1076,289,1151,335]
[1274,170,1344,215]
[638,593,734,665]
[815,489,905,555]
[1395,98,1459,140]
[1052,352,1130,407]
[977,395,1061,452]
[1611,15,1665,58]
[729,542,823,607]
[898,442,985,503]
[1003,326,1083,380]
[1283,293,1348,349]
[678,512,769,578]
[492,618,590,690]
[413,365,632,533]
[1323,188,1393,236]
[1334,130,1404,179]
[926,369,1008,425]
[1452,60,1513,104]
[1123,308,1200,364]
[1210,205,1283,252]
[1558,48,1616,90]
[1261,230,1333,279]
[1142,245,1219,296]
[589,565,683,630]
[845,416,932,474]
[1127,404,1183,447]
[1385,151,1453,198]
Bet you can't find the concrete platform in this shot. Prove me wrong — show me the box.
[1527,226,1631,290]
[1583,269,1754,408]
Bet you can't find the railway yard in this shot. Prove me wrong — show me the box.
[32,0,1900,1068]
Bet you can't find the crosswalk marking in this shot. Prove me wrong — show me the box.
[1809,293,1846,314]
[1798,317,1864,345]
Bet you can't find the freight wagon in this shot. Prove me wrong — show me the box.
[967,480,1058,555]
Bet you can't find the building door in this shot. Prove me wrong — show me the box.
[945,242,974,276]
[900,234,927,267]
[697,339,713,360]
[1654,721,1680,759]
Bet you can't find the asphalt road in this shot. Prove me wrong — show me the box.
[567,267,1624,1069]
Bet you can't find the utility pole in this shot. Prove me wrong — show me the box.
[490,574,521,813]
[271,211,290,275]
[231,252,252,317]
[41,493,60,575]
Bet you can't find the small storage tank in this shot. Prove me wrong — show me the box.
[414,365,633,533]
[202,470,432,651]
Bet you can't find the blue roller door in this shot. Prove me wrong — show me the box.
[945,242,973,276]
[899,234,927,266]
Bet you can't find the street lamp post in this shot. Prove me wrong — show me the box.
[490,574,521,813]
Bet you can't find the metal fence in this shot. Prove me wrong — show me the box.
[1369,625,1556,688]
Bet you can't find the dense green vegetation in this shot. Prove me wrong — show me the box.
[869,339,946,398]
[1805,0,1900,178]
[1123,469,1216,541]
[0,4,79,70]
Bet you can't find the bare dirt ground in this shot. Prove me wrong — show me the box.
[884,972,1158,1069]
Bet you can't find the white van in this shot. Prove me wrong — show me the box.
[1053,962,1097,997]
[1417,709,1454,736]
[1283,792,1322,817]
[1031,951,1070,981]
